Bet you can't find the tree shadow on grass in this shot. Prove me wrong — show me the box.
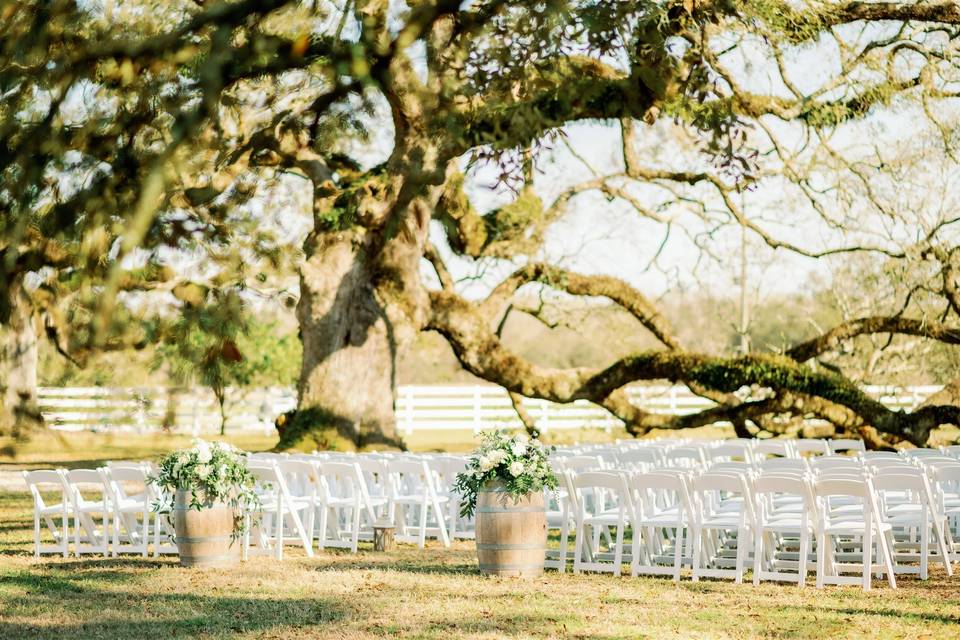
[0,580,349,640]
[800,605,960,627]
[312,558,478,577]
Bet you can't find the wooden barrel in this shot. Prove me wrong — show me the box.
[173,489,240,568]
[475,483,546,578]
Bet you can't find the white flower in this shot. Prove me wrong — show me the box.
[488,449,507,464]
[479,456,494,472]
[196,464,211,479]
[195,441,212,463]
[510,440,528,457]
[508,461,526,477]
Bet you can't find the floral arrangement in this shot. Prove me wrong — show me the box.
[453,430,557,518]
[151,439,260,534]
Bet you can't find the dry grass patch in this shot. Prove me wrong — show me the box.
[2,490,959,639]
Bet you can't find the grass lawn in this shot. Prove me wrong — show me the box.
[2,432,959,639]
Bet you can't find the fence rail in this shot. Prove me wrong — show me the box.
[36,383,945,436]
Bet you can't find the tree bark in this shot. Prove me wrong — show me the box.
[0,278,41,437]
[287,191,433,451]
[290,231,403,450]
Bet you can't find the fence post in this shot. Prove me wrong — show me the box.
[473,386,483,434]
[538,399,550,434]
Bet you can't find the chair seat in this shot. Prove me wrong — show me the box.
[114,498,149,513]
[698,514,744,528]
[38,502,73,516]
[758,516,811,533]
[75,500,108,512]
[823,520,893,535]
[583,513,628,527]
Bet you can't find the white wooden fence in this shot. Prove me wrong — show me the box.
[37,384,944,436]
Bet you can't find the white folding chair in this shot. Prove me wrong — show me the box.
[312,461,381,553]
[556,455,606,473]
[663,446,707,470]
[353,456,393,535]
[544,470,577,573]
[829,439,865,454]
[277,459,319,550]
[64,469,111,556]
[22,470,72,558]
[387,459,450,549]
[873,471,953,579]
[430,455,473,540]
[754,439,796,460]
[617,448,663,470]
[757,458,809,475]
[707,441,754,465]
[811,457,862,474]
[813,477,896,590]
[752,474,817,587]
[689,471,756,583]
[572,471,635,576]
[793,439,831,457]
[244,463,313,560]
[629,470,695,581]
[104,466,150,557]
[926,465,960,562]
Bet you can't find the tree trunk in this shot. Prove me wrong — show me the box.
[0,278,41,437]
[216,387,227,436]
[287,224,428,451]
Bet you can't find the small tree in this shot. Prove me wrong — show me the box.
[153,289,253,435]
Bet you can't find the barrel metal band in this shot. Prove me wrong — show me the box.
[477,543,545,551]
[180,553,237,564]
[478,562,544,571]
[177,534,233,544]
[477,506,543,513]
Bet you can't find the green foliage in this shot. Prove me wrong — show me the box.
[151,290,299,432]
[151,438,261,540]
[275,406,359,452]
[453,430,558,519]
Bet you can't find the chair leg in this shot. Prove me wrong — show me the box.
[275,510,284,561]
[557,511,569,575]
[613,523,624,577]
[816,528,826,589]
[33,511,41,558]
[735,527,747,584]
[877,526,897,589]
[417,501,428,549]
[673,527,683,583]
[753,527,765,586]
[317,506,328,550]
[62,511,69,558]
[433,499,450,547]
[691,527,701,582]
[351,505,361,553]
[934,517,954,576]
[920,512,929,580]
[862,521,873,591]
[573,521,584,574]
[797,529,810,588]
[73,514,81,557]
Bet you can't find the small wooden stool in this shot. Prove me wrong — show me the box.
[373,519,396,552]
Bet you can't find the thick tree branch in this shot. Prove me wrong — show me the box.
[787,315,960,363]
[479,263,680,349]
[427,289,958,444]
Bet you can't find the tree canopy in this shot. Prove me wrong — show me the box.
[5,0,960,449]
